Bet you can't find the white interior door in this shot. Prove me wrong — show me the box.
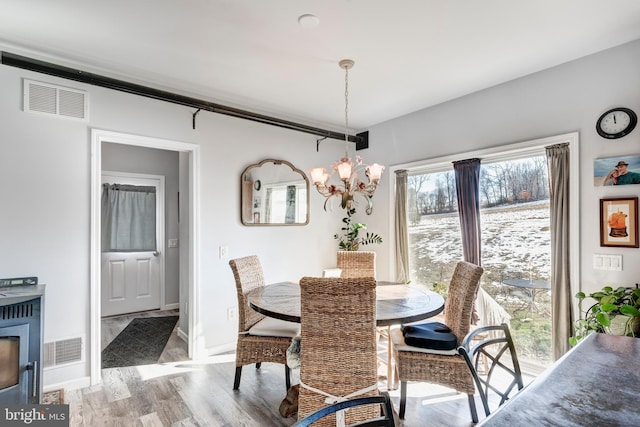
[101,172,165,317]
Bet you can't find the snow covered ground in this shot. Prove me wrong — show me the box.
[409,200,550,285]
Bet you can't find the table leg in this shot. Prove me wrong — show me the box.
[386,326,396,390]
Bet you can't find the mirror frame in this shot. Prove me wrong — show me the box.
[240,158,310,226]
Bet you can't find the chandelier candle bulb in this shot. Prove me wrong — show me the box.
[337,158,354,180]
[366,163,384,182]
[310,167,328,185]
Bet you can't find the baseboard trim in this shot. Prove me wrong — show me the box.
[206,342,236,357]
[45,376,91,392]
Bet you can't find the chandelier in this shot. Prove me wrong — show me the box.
[309,59,384,215]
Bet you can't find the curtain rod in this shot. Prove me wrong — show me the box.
[1,51,367,146]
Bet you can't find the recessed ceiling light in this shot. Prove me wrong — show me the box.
[298,14,320,28]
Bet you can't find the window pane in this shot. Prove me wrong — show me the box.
[407,171,462,287]
[479,156,552,368]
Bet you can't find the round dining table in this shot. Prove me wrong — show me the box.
[247,281,445,327]
[247,280,445,391]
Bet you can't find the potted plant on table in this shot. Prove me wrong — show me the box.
[569,285,640,346]
[334,208,382,251]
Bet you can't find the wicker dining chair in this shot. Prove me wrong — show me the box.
[337,251,376,279]
[229,255,300,391]
[390,261,484,422]
[298,277,380,427]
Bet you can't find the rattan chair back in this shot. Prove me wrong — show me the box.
[443,260,486,345]
[298,276,379,427]
[229,255,266,332]
[337,251,376,278]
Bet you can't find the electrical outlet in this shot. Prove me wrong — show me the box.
[168,238,179,248]
[227,307,236,320]
[219,246,229,259]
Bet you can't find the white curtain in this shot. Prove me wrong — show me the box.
[394,170,410,283]
[102,184,157,252]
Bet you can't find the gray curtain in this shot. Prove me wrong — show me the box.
[394,170,409,283]
[453,158,481,324]
[102,183,157,252]
[545,143,572,360]
[453,159,482,265]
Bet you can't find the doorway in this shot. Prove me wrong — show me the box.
[101,172,165,317]
[90,129,200,385]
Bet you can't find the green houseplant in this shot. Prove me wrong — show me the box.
[334,208,382,251]
[570,285,640,346]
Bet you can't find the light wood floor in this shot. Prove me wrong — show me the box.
[64,310,528,426]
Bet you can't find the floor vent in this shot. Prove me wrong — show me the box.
[43,336,84,368]
[23,79,88,120]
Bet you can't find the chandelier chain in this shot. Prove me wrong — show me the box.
[344,65,349,156]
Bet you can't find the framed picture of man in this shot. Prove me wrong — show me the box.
[600,197,639,248]
[594,154,640,186]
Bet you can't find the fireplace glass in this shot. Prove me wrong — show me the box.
[0,337,20,390]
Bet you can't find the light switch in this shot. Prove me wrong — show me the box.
[593,254,623,271]
[593,255,603,269]
[610,254,622,271]
[219,246,229,259]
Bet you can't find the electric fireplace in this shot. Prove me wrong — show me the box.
[0,282,44,404]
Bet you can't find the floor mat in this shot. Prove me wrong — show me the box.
[102,316,179,369]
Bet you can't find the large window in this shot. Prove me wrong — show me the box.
[406,152,553,369]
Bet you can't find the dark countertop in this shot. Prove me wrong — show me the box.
[478,332,640,427]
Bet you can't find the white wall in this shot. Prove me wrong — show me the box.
[364,39,640,296]
[1,38,640,388]
[0,62,345,388]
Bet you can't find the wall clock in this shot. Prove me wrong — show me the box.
[596,107,637,139]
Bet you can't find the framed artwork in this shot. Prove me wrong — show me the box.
[593,154,640,186]
[600,197,639,248]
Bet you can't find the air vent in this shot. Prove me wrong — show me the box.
[43,336,84,368]
[23,79,88,120]
[0,302,34,320]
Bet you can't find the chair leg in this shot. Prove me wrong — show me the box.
[233,366,242,390]
[255,362,261,369]
[467,394,478,423]
[285,364,291,391]
[399,381,407,419]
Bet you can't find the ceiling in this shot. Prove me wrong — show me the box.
[2,0,640,133]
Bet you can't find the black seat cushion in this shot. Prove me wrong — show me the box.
[401,321,457,351]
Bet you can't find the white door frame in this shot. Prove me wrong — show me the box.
[102,171,165,315]
[90,129,200,385]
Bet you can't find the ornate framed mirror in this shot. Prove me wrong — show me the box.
[240,159,309,226]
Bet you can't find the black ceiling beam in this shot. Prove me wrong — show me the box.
[1,51,365,145]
